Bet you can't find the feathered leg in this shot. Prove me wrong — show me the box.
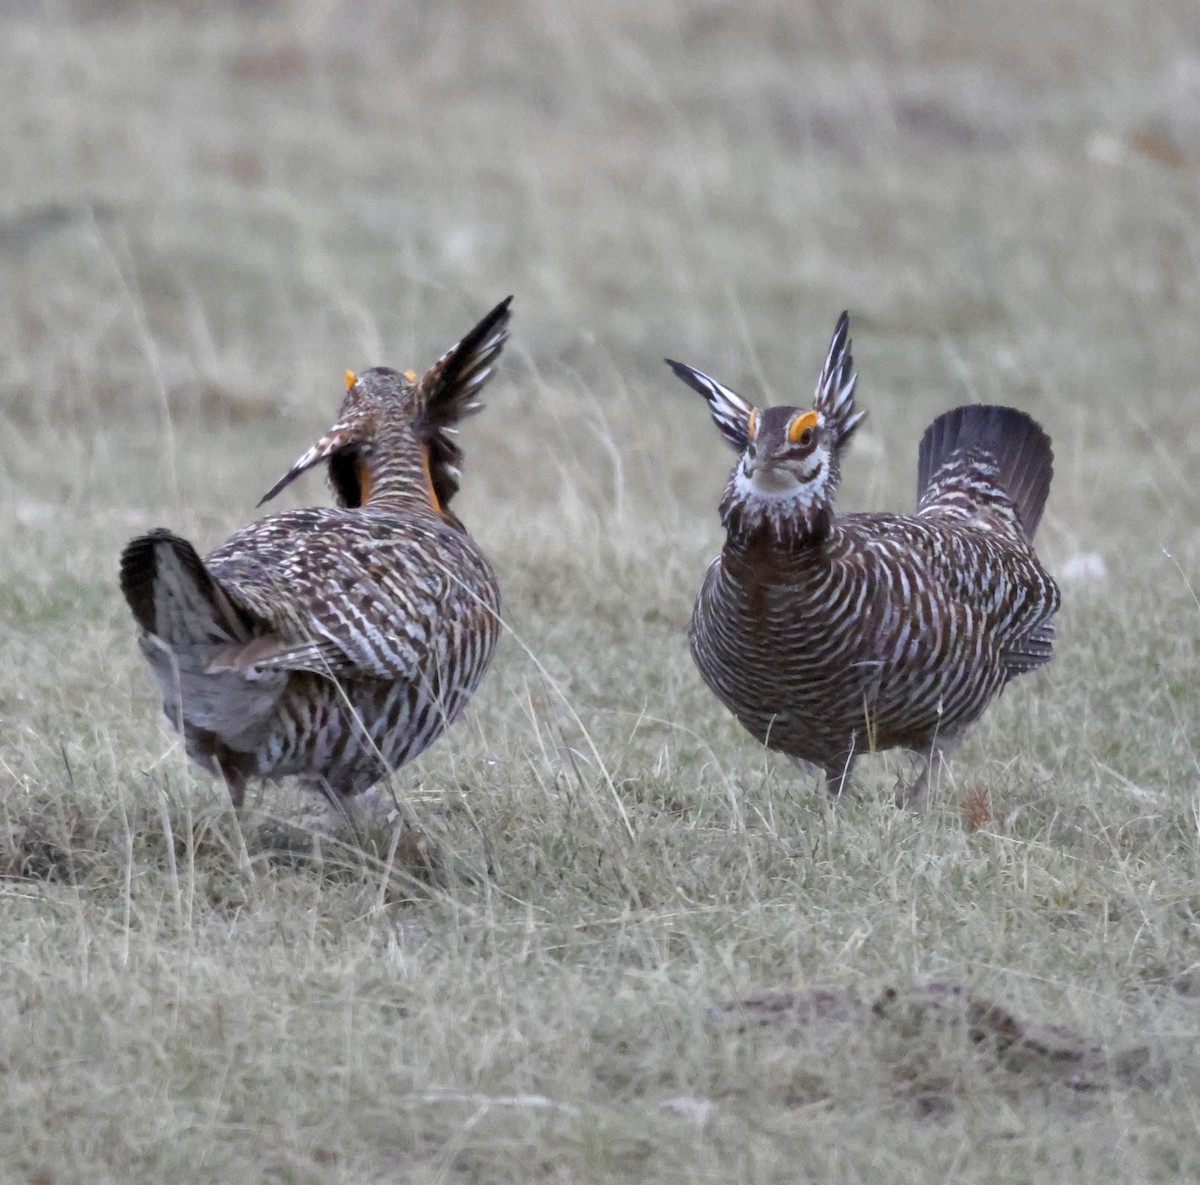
[823,752,858,799]
[901,734,962,810]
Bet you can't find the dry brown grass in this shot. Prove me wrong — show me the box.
[2,1,1199,1181]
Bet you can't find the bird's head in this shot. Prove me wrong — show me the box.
[258,297,512,511]
[666,311,864,545]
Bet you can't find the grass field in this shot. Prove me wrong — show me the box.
[2,1,1199,1181]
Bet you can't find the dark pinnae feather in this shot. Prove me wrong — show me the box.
[663,358,754,452]
[420,296,513,506]
[813,311,864,456]
[818,312,850,401]
[917,404,1054,538]
[420,296,513,428]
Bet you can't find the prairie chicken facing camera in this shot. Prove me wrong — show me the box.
[667,312,1060,806]
[120,297,512,810]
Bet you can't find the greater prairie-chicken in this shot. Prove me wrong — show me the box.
[667,312,1060,806]
[120,297,512,810]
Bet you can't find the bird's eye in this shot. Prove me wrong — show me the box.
[787,411,819,447]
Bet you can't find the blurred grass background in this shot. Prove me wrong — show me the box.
[1,1,1198,1182]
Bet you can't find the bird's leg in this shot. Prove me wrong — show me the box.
[823,751,858,799]
[217,755,248,810]
[901,735,960,810]
[901,760,933,811]
[302,778,375,846]
[352,785,400,825]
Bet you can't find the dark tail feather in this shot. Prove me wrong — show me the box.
[917,405,1053,538]
[120,529,254,645]
[121,530,284,746]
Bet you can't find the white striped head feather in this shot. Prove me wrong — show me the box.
[813,311,864,457]
[723,405,838,541]
[667,310,864,542]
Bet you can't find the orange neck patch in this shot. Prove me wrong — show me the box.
[352,449,444,512]
[421,446,443,511]
[354,455,374,505]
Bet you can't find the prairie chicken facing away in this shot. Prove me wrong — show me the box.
[667,312,1060,807]
[120,297,512,810]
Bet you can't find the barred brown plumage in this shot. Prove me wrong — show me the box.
[120,297,512,810]
[667,311,1061,806]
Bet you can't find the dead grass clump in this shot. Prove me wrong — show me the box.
[714,980,1165,1118]
[0,817,83,885]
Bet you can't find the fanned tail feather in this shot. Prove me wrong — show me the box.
[119,530,284,740]
[917,405,1054,538]
[120,529,255,645]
